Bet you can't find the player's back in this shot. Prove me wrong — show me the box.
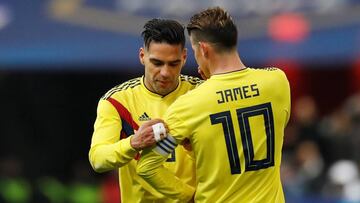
[172,67,290,202]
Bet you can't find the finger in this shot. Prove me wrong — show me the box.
[159,132,166,140]
[163,123,169,132]
[149,137,157,145]
[145,118,165,126]
[144,136,156,147]
[141,136,156,148]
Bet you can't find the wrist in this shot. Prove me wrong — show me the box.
[130,135,140,151]
[118,136,138,158]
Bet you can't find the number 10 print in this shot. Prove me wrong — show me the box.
[210,103,275,174]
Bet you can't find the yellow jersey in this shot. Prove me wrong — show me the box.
[137,68,291,203]
[89,75,202,203]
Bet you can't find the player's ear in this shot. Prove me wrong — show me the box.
[182,48,187,65]
[139,47,145,65]
[199,42,208,58]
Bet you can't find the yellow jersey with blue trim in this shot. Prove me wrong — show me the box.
[89,75,202,203]
[137,67,291,203]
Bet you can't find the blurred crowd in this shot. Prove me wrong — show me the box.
[282,92,360,203]
[1,93,360,203]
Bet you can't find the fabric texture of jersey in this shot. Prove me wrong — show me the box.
[89,75,202,202]
[137,68,291,203]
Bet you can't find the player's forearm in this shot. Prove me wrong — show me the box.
[89,136,137,172]
[137,149,195,201]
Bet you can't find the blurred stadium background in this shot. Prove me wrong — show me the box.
[0,0,360,202]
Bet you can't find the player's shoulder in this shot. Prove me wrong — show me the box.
[175,78,206,103]
[180,74,203,86]
[101,77,142,100]
[250,67,287,78]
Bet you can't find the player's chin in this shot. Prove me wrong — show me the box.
[156,86,172,95]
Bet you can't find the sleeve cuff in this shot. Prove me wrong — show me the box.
[118,135,138,159]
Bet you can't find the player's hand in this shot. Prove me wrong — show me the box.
[130,119,168,151]
[182,138,192,151]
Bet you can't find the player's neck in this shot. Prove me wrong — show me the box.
[209,51,246,75]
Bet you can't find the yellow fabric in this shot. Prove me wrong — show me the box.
[89,75,201,203]
[138,68,291,203]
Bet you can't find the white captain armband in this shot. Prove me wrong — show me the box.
[153,135,178,156]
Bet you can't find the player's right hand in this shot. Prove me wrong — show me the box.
[130,119,168,151]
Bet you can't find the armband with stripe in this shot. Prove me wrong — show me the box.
[153,135,177,156]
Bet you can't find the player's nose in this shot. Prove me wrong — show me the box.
[160,66,172,78]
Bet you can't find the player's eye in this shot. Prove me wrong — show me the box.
[169,62,180,67]
[153,62,164,67]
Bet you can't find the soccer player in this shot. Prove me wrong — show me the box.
[137,7,291,202]
[89,18,201,202]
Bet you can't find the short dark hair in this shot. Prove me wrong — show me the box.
[142,18,185,50]
[187,7,237,52]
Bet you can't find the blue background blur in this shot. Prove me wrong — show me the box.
[1,0,359,68]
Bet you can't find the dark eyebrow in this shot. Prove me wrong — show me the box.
[149,58,181,64]
[149,58,164,64]
[169,59,181,64]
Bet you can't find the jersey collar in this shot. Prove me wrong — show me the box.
[210,67,249,79]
